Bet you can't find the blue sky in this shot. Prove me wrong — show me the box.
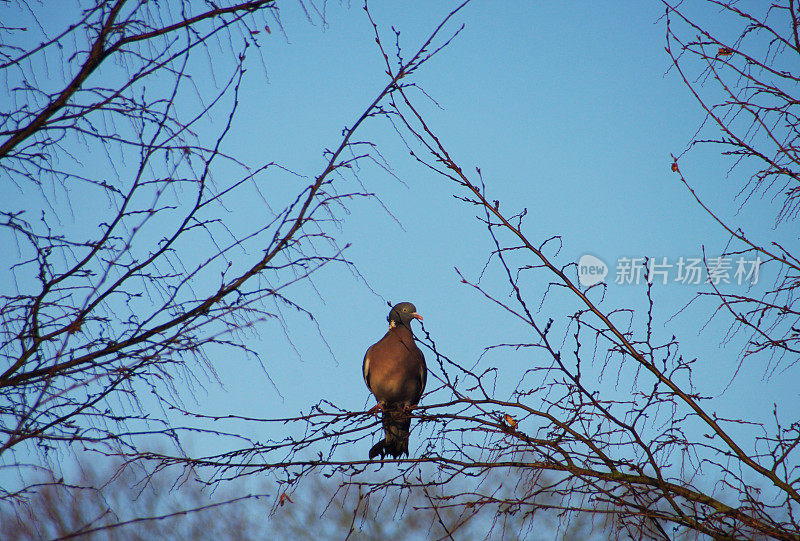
[2,1,796,513]
[192,1,795,446]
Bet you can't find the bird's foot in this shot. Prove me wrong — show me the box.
[367,402,384,415]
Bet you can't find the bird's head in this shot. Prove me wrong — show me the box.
[387,301,423,328]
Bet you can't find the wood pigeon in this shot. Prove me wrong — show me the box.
[362,302,427,459]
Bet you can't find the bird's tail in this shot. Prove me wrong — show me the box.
[369,407,411,459]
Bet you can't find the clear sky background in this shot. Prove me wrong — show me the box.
[2,0,797,516]
[181,1,795,457]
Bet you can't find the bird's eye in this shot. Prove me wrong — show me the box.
[402,308,407,311]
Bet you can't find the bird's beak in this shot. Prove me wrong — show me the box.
[411,312,423,321]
